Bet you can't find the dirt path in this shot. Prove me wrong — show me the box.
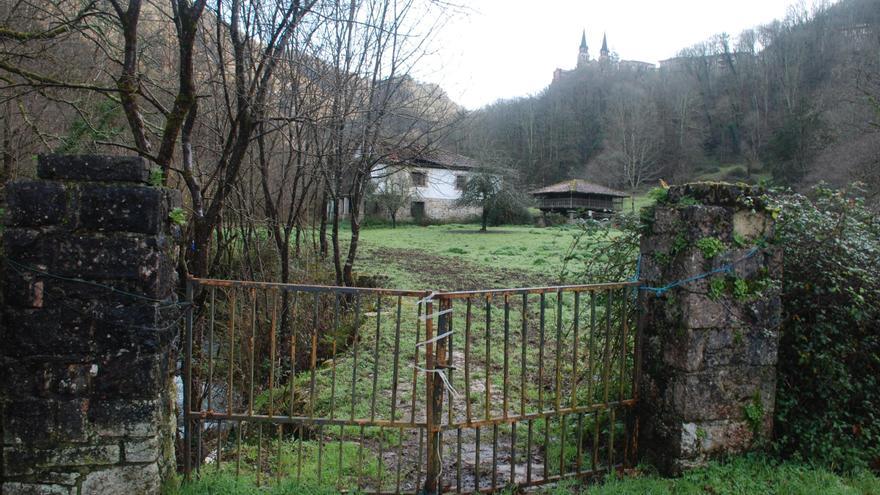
[362,247,559,291]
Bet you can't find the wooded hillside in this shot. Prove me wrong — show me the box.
[448,0,880,204]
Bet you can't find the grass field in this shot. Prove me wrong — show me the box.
[354,223,582,290]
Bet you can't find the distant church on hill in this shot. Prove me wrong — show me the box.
[552,30,655,83]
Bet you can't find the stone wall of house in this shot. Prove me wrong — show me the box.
[1,155,181,494]
[417,198,480,221]
[638,183,782,474]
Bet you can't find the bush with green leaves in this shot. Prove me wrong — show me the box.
[771,185,880,472]
[454,167,531,231]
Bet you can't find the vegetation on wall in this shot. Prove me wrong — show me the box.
[771,185,880,472]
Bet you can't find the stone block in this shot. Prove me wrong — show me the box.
[92,352,168,400]
[733,210,772,241]
[639,182,780,474]
[663,327,779,372]
[680,288,742,329]
[679,419,755,459]
[50,444,120,466]
[3,228,48,266]
[665,247,714,282]
[669,366,776,422]
[38,155,151,184]
[50,233,160,279]
[92,304,175,356]
[88,400,160,438]
[0,360,92,399]
[3,444,118,474]
[81,463,160,495]
[45,233,176,299]
[650,207,679,234]
[1,307,93,357]
[124,437,159,463]
[2,399,88,446]
[678,205,732,239]
[1,483,71,495]
[78,184,166,234]
[5,180,68,228]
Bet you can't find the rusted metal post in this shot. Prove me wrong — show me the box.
[424,298,447,494]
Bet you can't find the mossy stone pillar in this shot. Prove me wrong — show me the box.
[2,155,181,494]
[638,183,782,474]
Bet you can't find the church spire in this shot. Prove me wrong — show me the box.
[577,29,590,68]
[600,32,609,59]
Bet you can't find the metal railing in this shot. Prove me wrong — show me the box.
[183,278,641,494]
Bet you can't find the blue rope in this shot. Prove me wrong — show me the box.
[638,247,759,296]
[630,254,642,282]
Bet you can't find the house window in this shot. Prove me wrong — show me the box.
[411,171,427,187]
[455,175,467,191]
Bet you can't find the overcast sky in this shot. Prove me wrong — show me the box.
[416,0,811,110]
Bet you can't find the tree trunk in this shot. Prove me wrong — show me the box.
[319,191,329,259]
[343,186,363,287]
[331,198,343,286]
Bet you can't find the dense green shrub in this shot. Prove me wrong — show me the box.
[486,201,533,226]
[542,211,569,227]
[771,185,880,472]
[722,165,748,181]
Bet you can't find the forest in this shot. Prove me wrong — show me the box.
[450,0,880,204]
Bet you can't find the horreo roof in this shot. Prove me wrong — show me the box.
[530,179,628,197]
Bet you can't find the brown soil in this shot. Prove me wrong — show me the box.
[363,247,559,291]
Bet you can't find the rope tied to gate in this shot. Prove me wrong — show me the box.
[415,291,437,305]
[415,330,453,348]
[414,364,460,399]
[418,308,453,321]
[638,247,760,296]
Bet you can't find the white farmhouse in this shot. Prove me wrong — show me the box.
[370,150,482,221]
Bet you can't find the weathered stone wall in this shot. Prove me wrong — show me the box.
[1,155,181,494]
[638,183,782,474]
[400,197,480,221]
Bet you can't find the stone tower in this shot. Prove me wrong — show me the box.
[600,32,610,61]
[577,30,590,68]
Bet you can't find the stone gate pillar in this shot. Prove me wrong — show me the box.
[638,183,782,474]
[2,155,181,494]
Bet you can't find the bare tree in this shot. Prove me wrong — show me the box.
[596,84,662,208]
[370,172,412,228]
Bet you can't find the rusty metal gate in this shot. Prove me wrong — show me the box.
[183,278,641,493]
